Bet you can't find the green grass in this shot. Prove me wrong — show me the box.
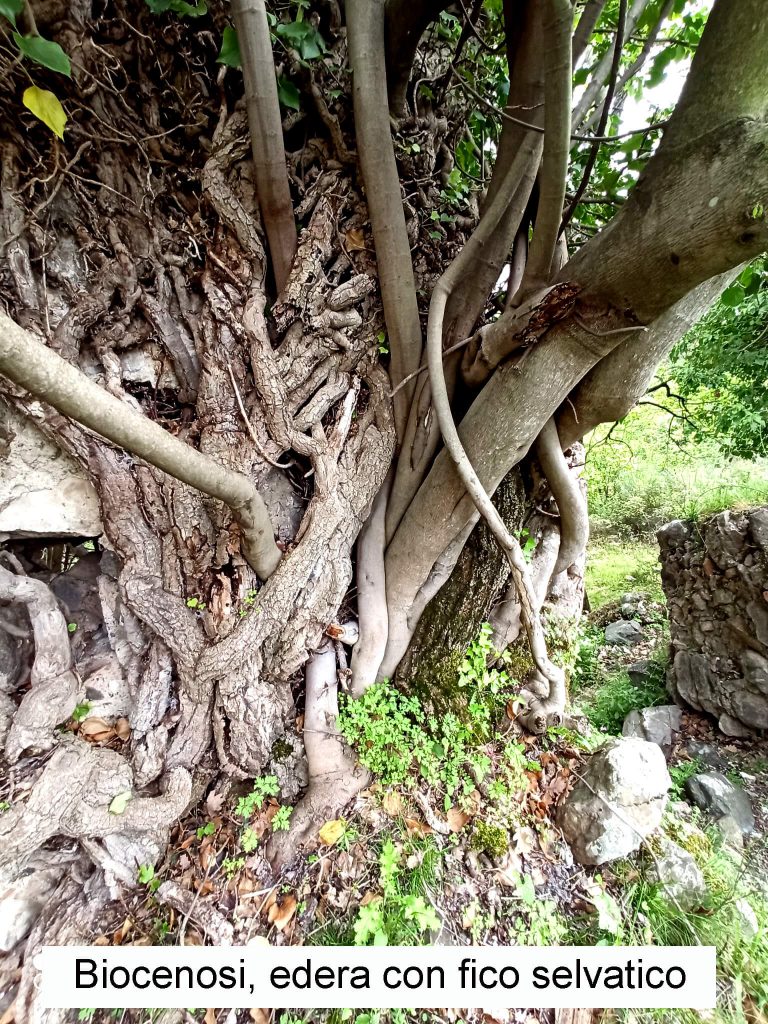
[585,538,664,608]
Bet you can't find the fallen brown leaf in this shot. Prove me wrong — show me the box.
[204,1008,217,1024]
[382,790,403,816]
[446,807,470,832]
[79,717,114,742]
[345,227,365,250]
[268,894,297,931]
[250,1011,270,1024]
[404,817,434,837]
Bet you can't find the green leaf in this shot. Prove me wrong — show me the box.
[277,76,300,110]
[145,0,207,15]
[109,791,132,815]
[217,25,240,68]
[0,0,23,25]
[721,285,745,308]
[276,19,325,60]
[22,85,67,138]
[14,33,71,76]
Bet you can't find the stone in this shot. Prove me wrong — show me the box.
[557,737,671,865]
[604,619,644,647]
[750,509,768,554]
[705,511,746,570]
[622,705,682,754]
[735,898,759,940]
[719,708,761,736]
[657,520,689,548]
[646,838,708,911]
[747,601,768,647]
[714,815,744,854]
[742,651,768,696]
[684,772,755,834]
[627,660,654,685]
[685,740,728,772]
[0,399,102,539]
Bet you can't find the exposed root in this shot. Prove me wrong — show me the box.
[0,563,78,763]
[157,879,234,944]
[0,738,192,868]
[268,641,369,872]
[535,416,589,575]
[350,473,391,696]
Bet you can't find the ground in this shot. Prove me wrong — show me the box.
[61,537,767,1024]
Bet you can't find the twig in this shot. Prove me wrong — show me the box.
[450,66,668,145]
[226,361,293,469]
[561,0,627,232]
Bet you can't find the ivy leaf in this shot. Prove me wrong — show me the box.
[276,19,325,60]
[145,0,207,16]
[721,284,745,308]
[22,85,67,138]
[0,0,23,25]
[14,32,71,76]
[108,791,132,815]
[217,25,240,68]
[277,76,300,111]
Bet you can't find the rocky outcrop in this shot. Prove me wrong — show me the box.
[657,508,768,735]
[0,399,102,539]
[558,737,671,865]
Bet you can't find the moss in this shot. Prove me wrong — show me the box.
[471,821,509,858]
[271,737,294,761]
[397,469,527,714]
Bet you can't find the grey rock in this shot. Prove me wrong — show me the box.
[742,650,768,697]
[747,601,768,647]
[684,772,755,834]
[686,740,728,771]
[558,737,671,865]
[748,508,768,554]
[657,520,689,548]
[720,708,762,736]
[622,705,682,753]
[604,619,644,647]
[627,660,654,685]
[705,511,746,570]
[735,898,759,940]
[647,838,708,911]
[714,815,744,854]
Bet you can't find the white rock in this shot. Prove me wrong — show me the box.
[558,737,671,865]
[0,399,101,539]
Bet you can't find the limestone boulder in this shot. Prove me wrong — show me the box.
[0,399,101,539]
[558,737,671,865]
[684,771,755,834]
[622,705,682,754]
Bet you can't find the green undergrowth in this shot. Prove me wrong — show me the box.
[570,812,768,1022]
[570,624,669,734]
[338,624,516,809]
[585,538,664,608]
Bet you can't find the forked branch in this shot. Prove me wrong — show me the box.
[0,314,282,579]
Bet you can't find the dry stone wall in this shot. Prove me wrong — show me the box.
[657,507,768,736]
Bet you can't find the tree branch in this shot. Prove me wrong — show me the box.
[534,417,589,575]
[572,0,607,66]
[514,0,573,297]
[384,0,448,115]
[231,0,297,293]
[348,0,423,444]
[561,0,627,233]
[0,314,282,580]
